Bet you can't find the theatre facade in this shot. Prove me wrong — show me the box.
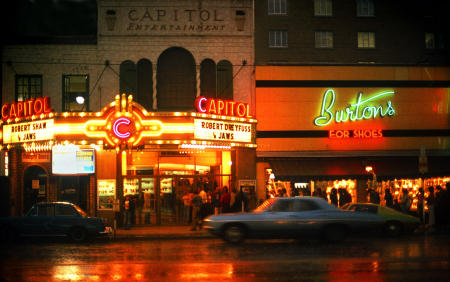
[255,66,450,209]
[0,0,256,224]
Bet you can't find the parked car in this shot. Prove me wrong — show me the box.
[0,202,112,242]
[341,203,421,236]
[203,197,384,243]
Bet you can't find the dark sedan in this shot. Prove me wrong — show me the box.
[203,197,384,243]
[0,202,112,242]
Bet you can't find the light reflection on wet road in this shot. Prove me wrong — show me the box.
[1,235,450,281]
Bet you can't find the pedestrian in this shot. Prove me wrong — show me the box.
[417,188,424,222]
[123,195,132,230]
[338,189,346,207]
[369,188,380,204]
[393,198,401,211]
[190,189,203,231]
[426,186,435,230]
[329,188,338,206]
[199,185,208,219]
[247,189,257,211]
[182,191,190,224]
[384,188,393,208]
[233,188,247,212]
[435,185,444,228]
[212,186,221,215]
[220,186,231,213]
[400,188,412,214]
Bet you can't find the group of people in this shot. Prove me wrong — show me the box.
[189,186,257,231]
[320,188,352,208]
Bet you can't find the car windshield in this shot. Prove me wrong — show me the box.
[72,204,88,217]
[254,198,277,212]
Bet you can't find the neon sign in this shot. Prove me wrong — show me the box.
[314,89,395,127]
[329,129,383,139]
[195,96,252,118]
[113,117,132,139]
[2,97,52,120]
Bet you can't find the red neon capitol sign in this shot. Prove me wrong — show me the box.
[195,96,252,118]
[2,97,52,120]
[112,117,133,139]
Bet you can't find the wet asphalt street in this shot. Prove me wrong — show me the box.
[1,234,450,282]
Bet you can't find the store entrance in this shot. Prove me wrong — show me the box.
[23,165,48,214]
[57,175,89,211]
[159,176,195,225]
[124,174,218,225]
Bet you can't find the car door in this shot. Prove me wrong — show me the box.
[289,199,324,236]
[256,199,297,237]
[21,204,54,235]
[50,204,81,235]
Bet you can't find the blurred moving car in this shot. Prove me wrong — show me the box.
[203,197,383,243]
[341,203,421,236]
[0,202,112,242]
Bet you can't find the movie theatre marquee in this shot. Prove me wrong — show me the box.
[0,95,257,151]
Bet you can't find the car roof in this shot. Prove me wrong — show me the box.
[279,196,337,209]
[34,202,76,206]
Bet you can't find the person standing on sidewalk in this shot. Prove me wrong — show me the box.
[190,189,203,231]
[123,195,132,230]
[182,191,190,224]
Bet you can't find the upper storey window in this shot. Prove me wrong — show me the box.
[358,32,376,48]
[268,0,287,15]
[63,75,89,112]
[314,0,332,16]
[269,30,288,48]
[356,0,374,17]
[15,75,42,102]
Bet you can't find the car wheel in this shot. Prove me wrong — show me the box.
[384,221,403,237]
[223,225,246,244]
[322,225,347,242]
[69,227,88,242]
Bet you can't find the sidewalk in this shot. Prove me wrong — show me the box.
[111,225,214,240]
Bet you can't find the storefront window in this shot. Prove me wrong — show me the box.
[380,177,449,212]
[314,179,356,207]
[97,179,115,210]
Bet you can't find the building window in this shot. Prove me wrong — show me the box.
[358,32,375,48]
[120,60,137,96]
[315,31,334,48]
[15,75,42,102]
[217,60,233,100]
[200,59,217,98]
[356,0,374,17]
[63,75,89,112]
[157,47,196,111]
[268,0,287,15]
[314,0,332,16]
[269,30,288,48]
[425,33,435,49]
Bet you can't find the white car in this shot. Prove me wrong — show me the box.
[203,197,383,243]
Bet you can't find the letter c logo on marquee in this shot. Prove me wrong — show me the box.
[113,117,132,139]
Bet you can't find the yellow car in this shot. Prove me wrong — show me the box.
[342,203,421,236]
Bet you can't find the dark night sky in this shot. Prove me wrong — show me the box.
[1,0,97,42]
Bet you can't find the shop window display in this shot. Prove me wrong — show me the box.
[380,177,449,213]
[315,179,356,207]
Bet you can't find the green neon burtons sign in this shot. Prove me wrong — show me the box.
[314,89,395,127]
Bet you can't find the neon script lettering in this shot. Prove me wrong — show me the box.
[314,89,395,127]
